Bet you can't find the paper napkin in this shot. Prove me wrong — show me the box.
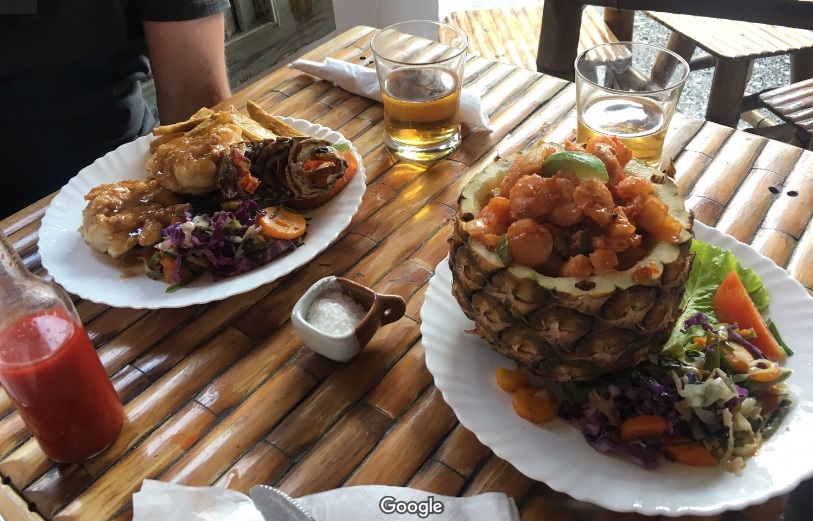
[296,485,520,521]
[132,480,520,521]
[289,58,494,132]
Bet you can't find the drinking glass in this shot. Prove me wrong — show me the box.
[575,42,689,169]
[371,20,469,162]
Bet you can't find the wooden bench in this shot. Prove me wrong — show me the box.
[645,11,813,127]
[759,77,813,148]
[444,5,618,72]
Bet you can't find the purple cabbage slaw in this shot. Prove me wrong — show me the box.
[558,370,681,470]
[150,199,297,289]
[557,311,792,470]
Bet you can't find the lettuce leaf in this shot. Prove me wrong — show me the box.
[664,240,769,350]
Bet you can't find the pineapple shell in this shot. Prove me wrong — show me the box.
[449,149,694,382]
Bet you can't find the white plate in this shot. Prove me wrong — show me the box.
[39,118,366,309]
[421,221,813,516]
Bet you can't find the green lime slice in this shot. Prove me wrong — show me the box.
[541,151,609,182]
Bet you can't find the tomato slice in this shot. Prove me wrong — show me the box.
[713,270,786,361]
[257,206,307,240]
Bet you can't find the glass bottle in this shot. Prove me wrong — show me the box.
[0,230,124,463]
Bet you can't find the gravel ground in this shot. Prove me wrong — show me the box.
[442,1,792,128]
[627,11,790,128]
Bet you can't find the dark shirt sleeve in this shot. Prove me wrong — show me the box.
[137,0,231,22]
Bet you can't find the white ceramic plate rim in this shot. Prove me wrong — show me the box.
[38,117,366,309]
[421,221,813,516]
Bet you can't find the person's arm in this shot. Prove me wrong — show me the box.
[143,12,231,124]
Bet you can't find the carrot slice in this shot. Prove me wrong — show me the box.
[257,206,307,240]
[721,341,755,374]
[511,387,559,424]
[618,415,668,442]
[747,359,782,382]
[495,367,530,393]
[159,255,176,284]
[714,270,786,361]
[664,441,718,467]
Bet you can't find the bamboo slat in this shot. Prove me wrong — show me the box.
[461,455,535,499]
[346,386,456,486]
[363,342,433,419]
[520,493,578,521]
[406,460,466,496]
[444,5,618,72]
[0,25,811,521]
[275,403,392,496]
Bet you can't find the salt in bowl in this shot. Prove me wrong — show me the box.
[291,276,406,361]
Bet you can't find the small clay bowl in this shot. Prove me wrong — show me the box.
[291,276,406,361]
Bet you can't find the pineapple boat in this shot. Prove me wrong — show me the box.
[449,136,694,381]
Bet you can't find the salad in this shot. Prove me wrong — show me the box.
[496,240,794,472]
[146,200,307,292]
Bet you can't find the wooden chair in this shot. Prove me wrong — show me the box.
[536,0,813,125]
[758,77,813,148]
[443,5,620,72]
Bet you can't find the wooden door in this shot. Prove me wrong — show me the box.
[224,0,336,86]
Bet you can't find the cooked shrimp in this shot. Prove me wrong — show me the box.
[548,202,584,227]
[616,176,655,200]
[610,136,633,167]
[478,196,513,234]
[607,206,637,237]
[585,136,628,185]
[500,156,526,197]
[520,143,559,175]
[553,169,581,185]
[621,195,647,221]
[507,218,553,269]
[465,196,512,248]
[509,174,559,220]
[561,254,593,278]
[592,233,643,253]
[589,248,619,272]
[500,144,561,196]
[573,179,615,226]
[464,221,501,248]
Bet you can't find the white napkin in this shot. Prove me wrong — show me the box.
[297,485,519,521]
[132,480,520,521]
[133,480,263,521]
[289,58,494,132]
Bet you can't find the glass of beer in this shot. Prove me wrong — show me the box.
[371,20,469,162]
[575,42,689,169]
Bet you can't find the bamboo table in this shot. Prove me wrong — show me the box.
[0,25,811,521]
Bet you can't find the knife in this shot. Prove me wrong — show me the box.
[249,485,316,521]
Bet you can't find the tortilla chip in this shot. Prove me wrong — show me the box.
[246,100,306,138]
[149,132,184,153]
[228,107,278,141]
[183,111,238,137]
[151,107,215,135]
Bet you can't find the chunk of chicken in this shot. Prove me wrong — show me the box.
[80,179,189,258]
[147,123,243,195]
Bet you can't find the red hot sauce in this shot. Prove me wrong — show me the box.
[0,310,124,463]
